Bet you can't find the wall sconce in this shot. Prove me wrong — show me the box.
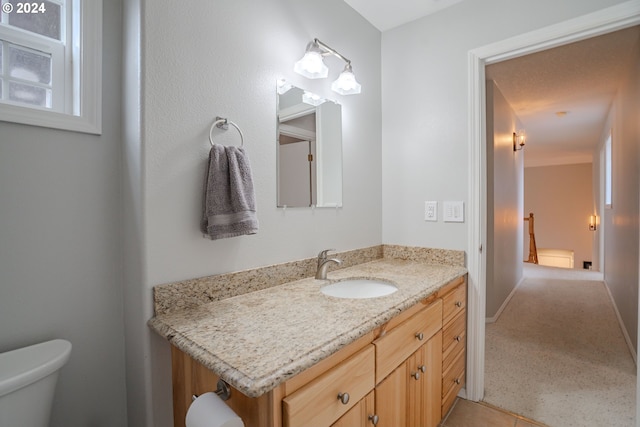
[513,130,526,151]
[294,38,362,95]
[589,215,598,231]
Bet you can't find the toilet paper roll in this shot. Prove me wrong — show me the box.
[186,392,244,427]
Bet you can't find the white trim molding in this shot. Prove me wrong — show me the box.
[466,0,640,404]
[603,279,638,364]
[485,275,525,324]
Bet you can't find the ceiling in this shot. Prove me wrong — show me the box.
[343,1,639,168]
[343,0,463,32]
[487,26,640,167]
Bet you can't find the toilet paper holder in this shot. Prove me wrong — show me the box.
[192,379,232,402]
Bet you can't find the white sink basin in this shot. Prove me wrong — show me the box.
[320,279,398,299]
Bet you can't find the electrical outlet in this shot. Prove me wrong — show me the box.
[424,201,438,221]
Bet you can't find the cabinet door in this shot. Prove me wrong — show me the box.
[332,391,375,427]
[375,364,407,427]
[407,330,442,427]
[376,330,442,427]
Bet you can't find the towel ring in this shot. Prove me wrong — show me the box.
[209,117,244,147]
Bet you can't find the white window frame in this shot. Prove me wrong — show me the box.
[0,0,102,134]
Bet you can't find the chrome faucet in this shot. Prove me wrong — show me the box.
[315,249,342,280]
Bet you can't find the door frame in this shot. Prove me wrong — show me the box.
[465,0,640,403]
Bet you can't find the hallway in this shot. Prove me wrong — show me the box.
[484,263,636,426]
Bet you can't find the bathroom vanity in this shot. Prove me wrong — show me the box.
[149,246,467,427]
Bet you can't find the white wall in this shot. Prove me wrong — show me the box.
[524,163,595,270]
[597,35,640,350]
[380,0,628,249]
[486,81,524,319]
[124,0,382,425]
[0,1,128,426]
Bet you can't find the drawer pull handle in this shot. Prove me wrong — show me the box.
[455,301,462,307]
[411,371,420,380]
[337,392,350,405]
[454,378,461,385]
[419,365,427,373]
[369,414,379,425]
[415,332,424,341]
[455,336,461,342]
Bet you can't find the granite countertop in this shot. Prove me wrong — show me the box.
[148,258,466,398]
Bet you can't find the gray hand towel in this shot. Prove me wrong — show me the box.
[201,144,258,240]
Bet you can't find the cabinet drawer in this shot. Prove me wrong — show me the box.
[442,283,466,325]
[374,300,442,383]
[442,372,462,419]
[283,345,375,427]
[442,310,466,367]
[442,348,465,400]
[442,360,465,417]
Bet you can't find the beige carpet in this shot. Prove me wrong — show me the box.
[484,263,636,427]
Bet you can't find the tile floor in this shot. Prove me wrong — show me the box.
[439,398,548,427]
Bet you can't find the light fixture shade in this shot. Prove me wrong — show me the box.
[331,65,361,95]
[302,91,324,106]
[276,79,293,95]
[513,130,526,151]
[294,49,329,79]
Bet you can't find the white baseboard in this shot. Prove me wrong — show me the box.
[603,280,637,364]
[485,276,525,323]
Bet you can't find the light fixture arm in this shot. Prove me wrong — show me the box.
[313,38,352,66]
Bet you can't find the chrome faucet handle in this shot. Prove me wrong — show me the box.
[317,249,336,261]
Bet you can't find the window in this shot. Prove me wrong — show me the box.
[0,0,102,134]
[605,131,612,208]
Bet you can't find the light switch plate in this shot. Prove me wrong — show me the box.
[443,201,464,222]
[424,201,438,221]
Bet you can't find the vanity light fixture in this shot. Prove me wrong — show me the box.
[294,38,361,95]
[513,130,526,151]
[589,214,598,231]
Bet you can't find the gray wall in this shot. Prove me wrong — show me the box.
[0,1,128,426]
[599,36,640,351]
[123,0,382,425]
[485,81,524,320]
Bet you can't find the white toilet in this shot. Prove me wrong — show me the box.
[0,339,72,427]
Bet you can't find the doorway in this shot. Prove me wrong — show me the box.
[465,1,640,415]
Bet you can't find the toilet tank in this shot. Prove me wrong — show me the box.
[0,339,72,427]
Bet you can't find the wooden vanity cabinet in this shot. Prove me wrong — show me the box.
[170,275,467,427]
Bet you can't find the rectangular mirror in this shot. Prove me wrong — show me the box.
[277,80,343,208]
